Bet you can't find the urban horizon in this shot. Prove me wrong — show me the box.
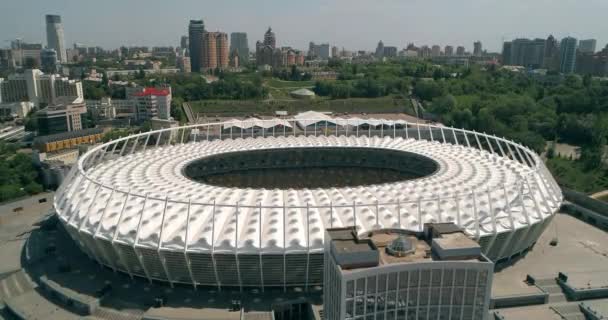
[1,0,607,53]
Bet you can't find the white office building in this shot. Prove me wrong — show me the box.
[0,69,83,107]
[324,224,494,320]
[46,15,67,63]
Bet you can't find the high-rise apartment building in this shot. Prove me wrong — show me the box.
[309,42,331,60]
[444,46,454,56]
[560,37,578,74]
[263,27,276,49]
[502,38,546,68]
[202,32,229,71]
[431,45,441,57]
[37,97,87,135]
[473,41,483,56]
[578,39,597,53]
[0,69,83,107]
[383,46,398,58]
[543,35,560,70]
[230,32,249,62]
[456,46,465,56]
[332,46,339,58]
[45,15,67,63]
[323,224,493,320]
[188,20,205,72]
[255,27,304,69]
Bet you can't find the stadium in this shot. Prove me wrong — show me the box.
[54,116,563,289]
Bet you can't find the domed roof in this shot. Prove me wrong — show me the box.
[290,88,315,97]
[386,236,414,257]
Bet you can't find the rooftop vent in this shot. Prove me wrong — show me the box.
[386,236,415,257]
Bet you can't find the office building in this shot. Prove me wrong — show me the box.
[383,46,398,58]
[230,32,249,62]
[324,224,493,320]
[263,27,276,49]
[36,97,87,135]
[309,42,331,60]
[188,20,205,72]
[131,87,172,121]
[40,49,58,73]
[456,46,465,56]
[473,41,482,56]
[332,46,339,58]
[576,46,608,77]
[45,15,67,63]
[579,39,597,53]
[444,46,454,56]
[0,69,83,107]
[560,37,578,74]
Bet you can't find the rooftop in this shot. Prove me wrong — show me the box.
[328,223,486,271]
[33,128,104,144]
[133,87,171,97]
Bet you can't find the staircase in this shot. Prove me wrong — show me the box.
[535,278,568,303]
[0,270,36,309]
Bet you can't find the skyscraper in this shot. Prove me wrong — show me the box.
[45,15,67,63]
[309,42,331,59]
[180,36,189,50]
[375,41,384,58]
[263,27,276,49]
[560,37,578,74]
[431,45,441,57]
[543,35,560,70]
[202,32,229,71]
[230,32,249,62]
[40,49,58,73]
[579,39,597,53]
[473,41,483,56]
[188,20,205,72]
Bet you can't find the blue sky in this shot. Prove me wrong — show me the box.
[1,0,607,52]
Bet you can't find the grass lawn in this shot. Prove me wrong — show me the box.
[189,96,414,117]
[264,78,316,88]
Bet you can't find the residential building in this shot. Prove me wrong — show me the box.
[323,224,493,320]
[0,101,34,119]
[131,87,172,121]
[46,15,67,63]
[576,46,608,76]
[230,49,239,68]
[309,42,331,60]
[202,32,229,71]
[0,69,83,106]
[473,41,482,56]
[503,38,546,68]
[456,46,465,56]
[543,35,560,70]
[188,20,205,72]
[177,56,191,73]
[36,97,87,135]
[444,46,454,56]
[383,46,398,58]
[431,45,441,57]
[560,37,578,74]
[332,46,339,58]
[419,46,432,58]
[230,32,249,62]
[578,39,597,53]
[40,49,58,73]
[255,27,304,69]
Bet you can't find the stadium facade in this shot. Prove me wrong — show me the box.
[54,118,562,289]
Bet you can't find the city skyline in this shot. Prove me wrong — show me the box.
[1,0,607,53]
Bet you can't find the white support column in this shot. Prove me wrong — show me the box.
[440,127,446,143]
[502,184,515,229]
[525,178,544,220]
[375,200,379,228]
[134,194,153,283]
[305,203,310,291]
[282,202,287,293]
[393,123,396,138]
[405,123,409,139]
[235,203,243,292]
[473,131,483,150]
[157,197,174,287]
[484,188,498,256]
[417,198,422,231]
[184,199,197,290]
[428,124,434,141]
[119,138,131,157]
[329,202,333,228]
[353,201,357,230]
[143,133,151,151]
[206,125,210,141]
[462,129,471,147]
[455,192,462,229]
[436,195,442,222]
[111,190,133,279]
[396,199,401,229]
[259,203,264,291]
[155,131,163,148]
[380,123,384,138]
[181,128,186,144]
[94,188,117,271]
[416,122,421,140]
[495,139,507,158]
[325,120,328,136]
[533,176,553,215]
[130,135,140,154]
[356,120,359,137]
[484,134,495,154]
[211,201,221,291]
[452,128,459,145]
